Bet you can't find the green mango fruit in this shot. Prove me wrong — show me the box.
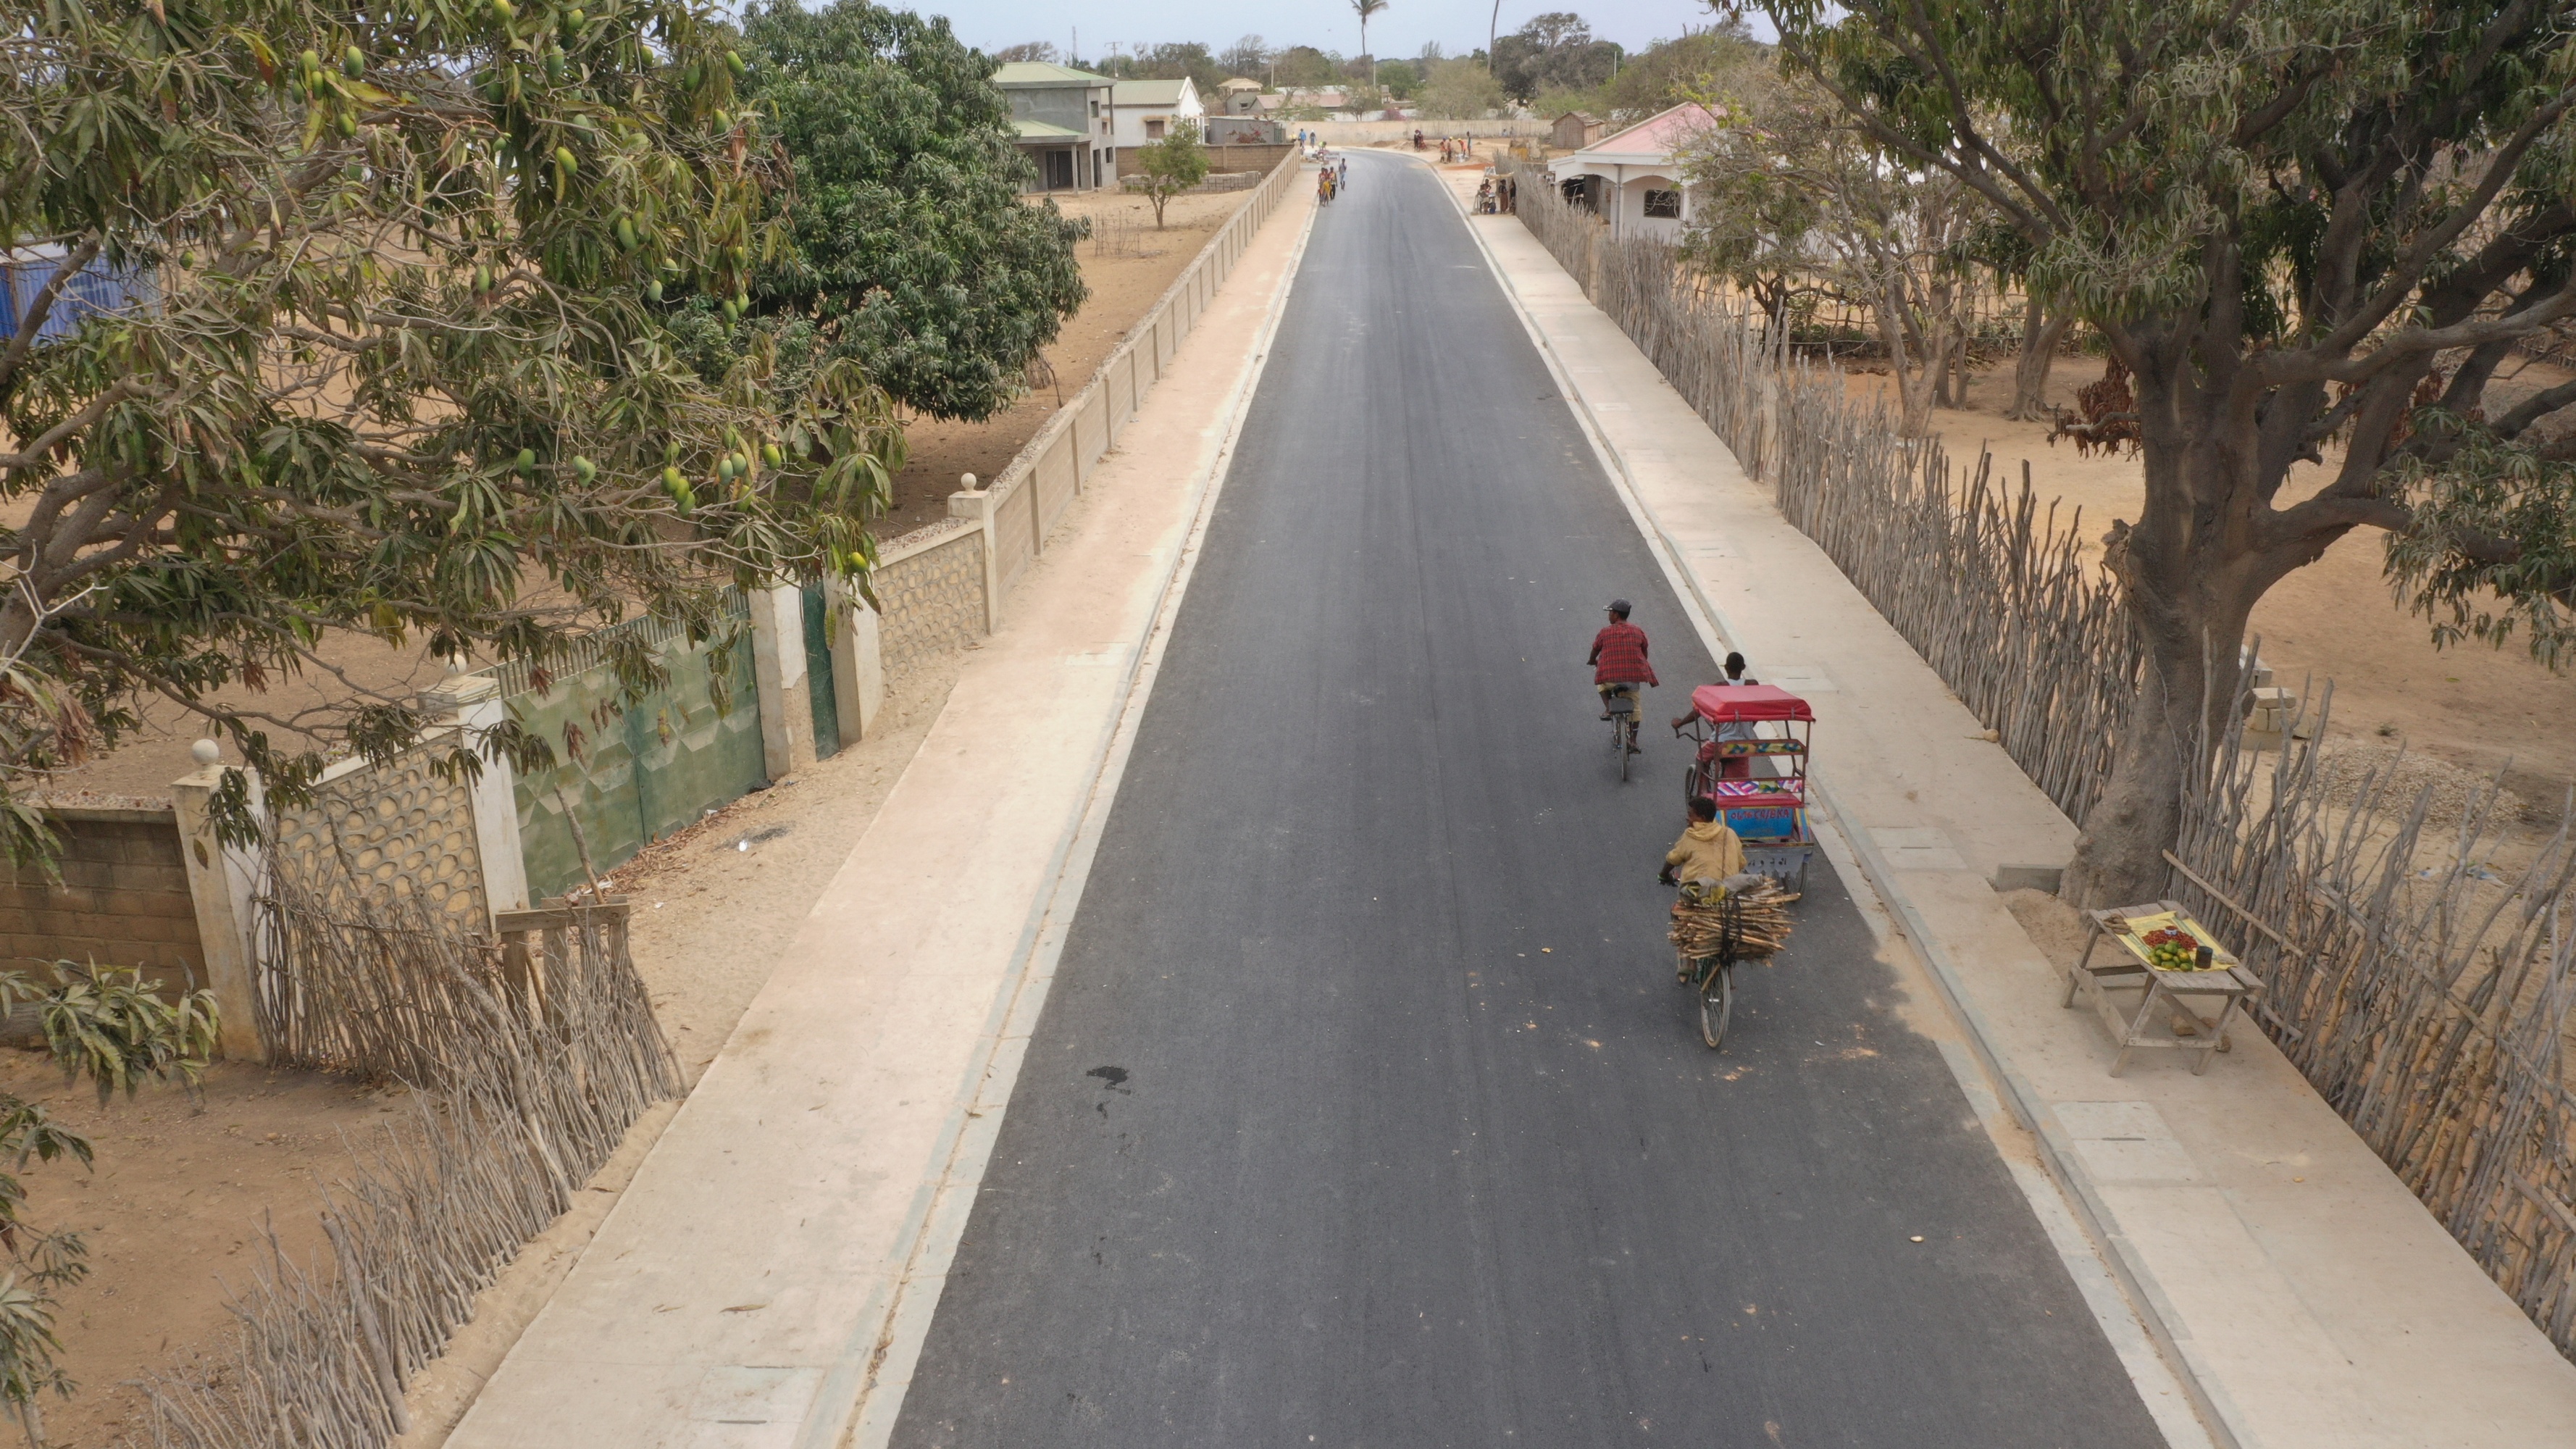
[572,456,598,483]
[645,280,664,303]
[300,49,322,76]
[515,448,537,476]
[492,0,515,24]
[761,443,783,467]
[615,217,638,251]
[343,46,364,79]
[554,146,577,174]
[726,51,746,78]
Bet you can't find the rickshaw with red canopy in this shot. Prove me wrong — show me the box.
[1672,683,1815,898]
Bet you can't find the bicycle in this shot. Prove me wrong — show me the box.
[1670,885,1744,1050]
[1604,685,1640,780]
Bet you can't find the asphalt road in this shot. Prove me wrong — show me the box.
[890,152,2170,1449]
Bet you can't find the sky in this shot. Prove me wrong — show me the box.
[915,1,1751,67]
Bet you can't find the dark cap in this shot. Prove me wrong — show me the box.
[1605,598,1631,614]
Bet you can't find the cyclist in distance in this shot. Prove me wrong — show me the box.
[1589,598,1658,736]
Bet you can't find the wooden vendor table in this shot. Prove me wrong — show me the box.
[2063,899,2263,1076]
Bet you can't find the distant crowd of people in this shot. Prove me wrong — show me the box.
[1412,130,1482,166]
[1476,175,1518,214]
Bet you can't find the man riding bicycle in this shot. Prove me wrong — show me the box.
[1588,598,1657,741]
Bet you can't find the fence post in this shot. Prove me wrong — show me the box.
[420,669,530,919]
[825,572,883,743]
[169,743,264,1061]
[746,581,814,781]
[950,475,1001,634]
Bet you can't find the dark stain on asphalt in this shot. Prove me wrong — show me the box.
[1085,1065,1131,1092]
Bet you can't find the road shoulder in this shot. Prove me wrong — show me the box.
[1440,157,2576,1449]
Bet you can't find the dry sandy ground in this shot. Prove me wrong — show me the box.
[876,179,1265,537]
[1905,355,2576,813]
[0,1052,399,1448]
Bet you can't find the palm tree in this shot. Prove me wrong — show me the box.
[1352,0,1389,85]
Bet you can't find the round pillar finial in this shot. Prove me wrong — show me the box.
[190,739,222,767]
[961,472,977,490]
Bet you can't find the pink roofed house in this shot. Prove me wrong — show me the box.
[1547,103,1719,241]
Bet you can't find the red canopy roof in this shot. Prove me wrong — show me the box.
[1691,683,1814,723]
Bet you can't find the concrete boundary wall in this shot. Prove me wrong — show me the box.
[868,149,1305,646]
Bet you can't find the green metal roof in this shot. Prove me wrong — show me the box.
[992,61,1111,87]
[1011,118,1087,141]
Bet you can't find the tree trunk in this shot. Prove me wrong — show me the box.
[2004,299,2071,422]
[2060,370,2268,907]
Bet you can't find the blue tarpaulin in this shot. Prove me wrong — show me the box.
[0,249,154,344]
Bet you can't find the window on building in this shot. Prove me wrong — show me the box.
[1642,188,1683,219]
[1145,117,1166,139]
[1090,100,1100,117]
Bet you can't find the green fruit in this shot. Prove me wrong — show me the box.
[681,62,701,91]
[300,48,322,76]
[553,146,577,174]
[727,243,747,266]
[615,217,638,251]
[491,0,515,23]
[474,264,492,292]
[721,298,739,322]
[566,7,586,30]
[717,456,737,482]
[725,50,746,78]
[515,448,537,476]
[343,46,364,79]
[547,52,566,82]
[645,280,664,303]
[572,456,598,483]
[761,443,782,467]
[663,440,682,464]
[338,112,358,137]
[733,289,748,311]
[663,464,687,492]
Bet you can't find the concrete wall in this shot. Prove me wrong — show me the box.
[1311,119,1540,146]
[874,526,990,673]
[0,807,203,989]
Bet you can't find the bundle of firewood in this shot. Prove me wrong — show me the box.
[1669,877,1794,960]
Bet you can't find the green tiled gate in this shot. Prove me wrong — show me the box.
[510,602,769,901]
[802,583,840,760]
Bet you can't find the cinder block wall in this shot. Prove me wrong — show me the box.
[0,806,205,990]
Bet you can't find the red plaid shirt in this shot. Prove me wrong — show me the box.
[1589,622,1658,687]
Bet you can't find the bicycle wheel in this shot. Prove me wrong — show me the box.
[1618,717,1633,780]
[1697,961,1734,1050]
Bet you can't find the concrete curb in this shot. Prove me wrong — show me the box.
[1423,155,2244,1449]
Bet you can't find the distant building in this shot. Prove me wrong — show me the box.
[1547,103,1717,241]
[1218,78,1265,116]
[1552,111,1604,152]
[1108,78,1205,151]
[995,62,1117,192]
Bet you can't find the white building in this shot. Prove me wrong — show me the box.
[1547,103,1718,242]
[1108,78,1205,151]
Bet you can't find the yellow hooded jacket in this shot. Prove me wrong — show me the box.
[1665,819,1747,885]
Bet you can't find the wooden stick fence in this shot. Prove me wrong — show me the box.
[1508,163,2141,828]
[1510,163,2576,1363]
[139,846,679,1445]
[2173,695,2576,1353]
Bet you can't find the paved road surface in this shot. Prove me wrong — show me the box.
[890,152,2169,1448]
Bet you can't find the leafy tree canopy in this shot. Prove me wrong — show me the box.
[1755,0,2576,901]
[1,0,893,852]
[1493,12,1622,103]
[1273,44,1340,89]
[1128,119,1210,227]
[1218,35,1270,79]
[735,0,1086,424]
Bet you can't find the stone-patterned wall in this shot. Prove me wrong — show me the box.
[272,740,488,929]
[877,527,987,672]
[0,809,203,989]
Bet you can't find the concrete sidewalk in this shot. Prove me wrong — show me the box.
[1444,165,2576,1448]
[444,183,1317,1449]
